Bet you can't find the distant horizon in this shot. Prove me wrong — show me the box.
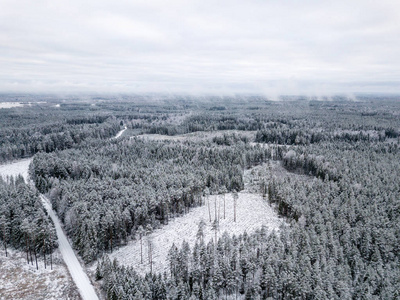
[1,91,400,102]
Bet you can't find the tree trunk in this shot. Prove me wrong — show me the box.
[140,236,143,264]
[110,228,113,252]
[224,194,226,219]
[218,197,221,220]
[29,240,33,265]
[208,197,211,222]
[43,241,47,269]
[234,199,237,223]
[34,247,38,270]
[148,241,153,274]
[215,198,217,221]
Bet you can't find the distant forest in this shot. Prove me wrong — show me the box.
[1,95,399,299]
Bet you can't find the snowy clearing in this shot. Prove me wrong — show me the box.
[137,130,257,142]
[0,158,32,183]
[0,102,24,109]
[0,248,80,300]
[104,192,283,276]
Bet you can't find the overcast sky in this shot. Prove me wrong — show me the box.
[0,0,399,95]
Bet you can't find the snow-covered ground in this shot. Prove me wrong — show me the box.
[0,102,24,109]
[105,191,283,276]
[112,126,127,139]
[137,130,257,142]
[0,158,32,183]
[0,248,80,300]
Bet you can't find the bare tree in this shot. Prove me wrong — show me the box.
[205,188,211,222]
[137,225,145,264]
[233,191,239,222]
[221,186,227,219]
[147,238,153,274]
[146,225,153,273]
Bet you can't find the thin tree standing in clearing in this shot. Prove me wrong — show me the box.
[148,238,153,274]
[146,225,153,274]
[221,186,228,219]
[218,194,221,221]
[196,220,206,244]
[205,187,211,223]
[215,195,217,222]
[233,191,238,222]
[137,225,145,264]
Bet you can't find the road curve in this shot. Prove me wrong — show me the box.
[113,126,127,139]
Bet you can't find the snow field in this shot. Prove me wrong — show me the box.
[136,130,256,142]
[0,248,79,300]
[0,158,32,183]
[106,192,283,276]
[0,102,24,109]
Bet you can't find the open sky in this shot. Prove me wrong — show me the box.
[0,0,399,95]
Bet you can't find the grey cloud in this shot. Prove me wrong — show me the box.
[0,0,399,95]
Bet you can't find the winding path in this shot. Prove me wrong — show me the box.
[113,126,127,139]
[36,126,128,299]
[0,126,128,299]
[40,195,99,300]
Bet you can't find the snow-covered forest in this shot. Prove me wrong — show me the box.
[0,95,399,299]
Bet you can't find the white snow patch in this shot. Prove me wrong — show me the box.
[112,126,127,139]
[0,102,24,109]
[0,158,32,183]
[106,192,282,276]
[0,248,79,300]
[136,130,256,142]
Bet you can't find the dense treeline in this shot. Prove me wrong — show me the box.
[0,118,120,163]
[255,127,397,145]
[98,140,400,299]
[0,177,57,269]
[30,138,274,262]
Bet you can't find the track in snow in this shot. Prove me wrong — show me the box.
[0,158,100,299]
[40,195,99,300]
[112,126,127,139]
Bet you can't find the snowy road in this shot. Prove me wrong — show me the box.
[113,126,127,139]
[1,159,100,300]
[40,195,99,300]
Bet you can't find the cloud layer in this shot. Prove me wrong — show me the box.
[1,0,399,95]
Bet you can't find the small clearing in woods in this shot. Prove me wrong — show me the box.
[0,158,32,183]
[100,164,284,276]
[0,102,24,109]
[136,130,257,142]
[0,248,80,300]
